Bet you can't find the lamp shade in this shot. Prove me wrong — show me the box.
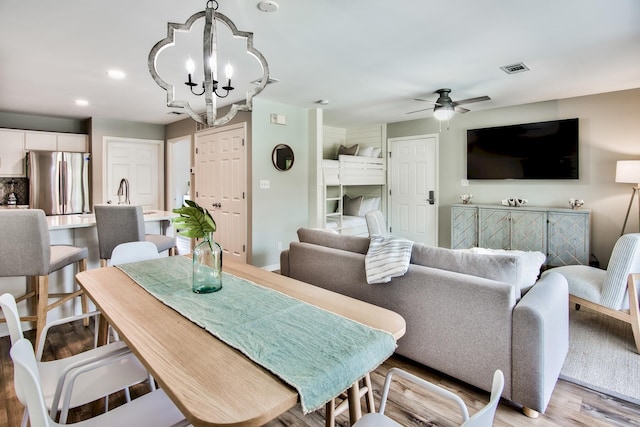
[615,160,640,184]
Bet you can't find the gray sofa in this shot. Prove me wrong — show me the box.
[280,228,569,416]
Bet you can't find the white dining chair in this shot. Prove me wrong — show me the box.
[110,241,160,266]
[0,293,152,425]
[107,241,160,344]
[353,368,504,427]
[10,338,189,427]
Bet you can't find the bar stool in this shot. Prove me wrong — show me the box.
[0,209,89,350]
[325,374,376,427]
[94,204,176,267]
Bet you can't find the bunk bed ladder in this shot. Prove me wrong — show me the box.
[323,168,343,232]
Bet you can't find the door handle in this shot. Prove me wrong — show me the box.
[212,202,222,208]
[427,190,435,205]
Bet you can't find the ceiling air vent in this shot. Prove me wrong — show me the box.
[500,62,530,74]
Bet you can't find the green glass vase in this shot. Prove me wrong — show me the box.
[192,233,222,293]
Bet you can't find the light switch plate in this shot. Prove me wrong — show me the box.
[260,179,270,189]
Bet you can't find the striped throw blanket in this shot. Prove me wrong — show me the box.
[365,235,414,284]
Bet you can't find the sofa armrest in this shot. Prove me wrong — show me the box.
[279,249,290,277]
[512,271,568,414]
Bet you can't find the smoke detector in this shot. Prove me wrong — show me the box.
[257,1,279,12]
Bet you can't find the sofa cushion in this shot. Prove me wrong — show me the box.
[297,228,370,254]
[411,244,521,296]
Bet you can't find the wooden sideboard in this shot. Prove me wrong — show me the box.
[451,204,591,266]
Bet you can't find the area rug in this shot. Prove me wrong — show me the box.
[560,307,640,404]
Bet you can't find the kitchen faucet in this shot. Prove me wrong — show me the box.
[117,178,130,205]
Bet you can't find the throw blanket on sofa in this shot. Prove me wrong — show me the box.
[365,235,414,284]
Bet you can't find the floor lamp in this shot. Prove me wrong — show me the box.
[616,160,640,236]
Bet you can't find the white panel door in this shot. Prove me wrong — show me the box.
[195,123,247,263]
[389,135,438,246]
[105,138,162,210]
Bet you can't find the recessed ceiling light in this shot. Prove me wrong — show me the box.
[107,69,126,79]
[75,99,89,107]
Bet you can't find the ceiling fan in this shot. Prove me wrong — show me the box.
[407,88,491,121]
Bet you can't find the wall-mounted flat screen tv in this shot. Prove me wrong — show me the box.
[466,118,579,180]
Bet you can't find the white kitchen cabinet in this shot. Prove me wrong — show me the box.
[25,130,88,152]
[57,133,88,152]
[25,131,57,150]
[451,204,590,265]
[0,129,26,177]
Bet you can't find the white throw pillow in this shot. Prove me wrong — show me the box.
[358,197,381,216]
[372,148,382,158]
[467,247,546,290]
[358,146,374,157]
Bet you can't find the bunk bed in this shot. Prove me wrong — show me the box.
[323,154,386,236]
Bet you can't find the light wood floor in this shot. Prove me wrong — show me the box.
[1,319,640,427]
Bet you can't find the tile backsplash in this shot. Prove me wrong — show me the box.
[0,178,28,206]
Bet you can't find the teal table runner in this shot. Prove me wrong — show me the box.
[116,256,396,413]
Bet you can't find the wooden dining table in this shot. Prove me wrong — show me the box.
[75,258,406,427]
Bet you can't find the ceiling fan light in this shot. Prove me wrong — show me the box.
[433,105,455,121]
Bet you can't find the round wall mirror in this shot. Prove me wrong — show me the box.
[272,144,295,171]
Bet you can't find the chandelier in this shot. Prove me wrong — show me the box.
[148,0,270,127]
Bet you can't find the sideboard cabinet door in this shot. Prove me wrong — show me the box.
[451,205,477,249]
[547,210,590,266]
[478,208,511,250]
[510,210,547,253]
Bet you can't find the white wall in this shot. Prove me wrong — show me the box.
[388,88,640,267]
[251,98,310,269]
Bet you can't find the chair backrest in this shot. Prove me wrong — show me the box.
[10,338,52,427]
[0,210,50,277]
[94,205,146,260]
[601,233,640,309]
[365,210,388,236]
[462,369,504,427]
[110,241,160,266]
[0,293,25,344]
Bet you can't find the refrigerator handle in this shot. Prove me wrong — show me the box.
[59,160,66,213]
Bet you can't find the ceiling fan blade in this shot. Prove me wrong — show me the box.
[453,95,491,106]
[406,108,433,114]
[455,106,470,114]
[413,98,438,104]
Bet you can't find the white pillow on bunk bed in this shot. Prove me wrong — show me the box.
[358,146,374,157]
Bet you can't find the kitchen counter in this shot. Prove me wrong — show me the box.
[45,210,177,230]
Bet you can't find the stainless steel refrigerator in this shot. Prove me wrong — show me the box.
[28,151,91,215]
